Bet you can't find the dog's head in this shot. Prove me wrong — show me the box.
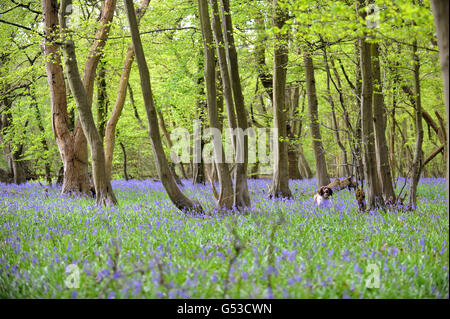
[318,186,333,199]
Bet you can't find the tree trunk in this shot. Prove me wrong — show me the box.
[60,0,117,206]
[304,49,330,187]
[0,103,27,185]
[254,12,273,103]
[218,0,251,208]
[198,0,233,210]
[408,42,424,209]
[323,50,350,177]
[42,0,116,195]
[358,6,383,209]
[125,0,202,212]
[271,0,292,198]
[31,86,52,185]
[104,0,150,179]
[96,57,109,141]
[193,50,206,185]
[371,43,396,201]
[430,0,449,205]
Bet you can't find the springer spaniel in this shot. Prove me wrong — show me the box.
[314,186,333,208]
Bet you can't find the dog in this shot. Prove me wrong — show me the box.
[355,188,366,212]
[314,186,333,208]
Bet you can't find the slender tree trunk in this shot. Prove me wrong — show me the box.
[0,99,27,184]
[125,0,202,212]
[371,43,396,201]
[96,57,109,141]
[271,0,292,198]
[198,0,233,209]
[60,0,117,206]
[430,0,449,205]
[358,5,383,209]
[408,42,424,209]
[104,0,150,179]
[193,50,206,185]
[354,42,365,184]
[119,141,129,181]
[288,86,302,180]
[254,12,273,103]
[304,49,330,187]
[323,49,350,177]
[31,86,52,185]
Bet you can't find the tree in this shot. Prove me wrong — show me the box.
[271,0,292,198]
[430,0,449,205]
[304,48,330,187]
[371,43,396,201]
[408,41,424,209]
[104,0,150,180]
[197,0,234,210]
[41,0,116,195]
[59,0,117,206]
[124,0,202,213]
[358,0,383,209]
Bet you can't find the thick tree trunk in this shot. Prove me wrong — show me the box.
[271,0,292,198]
[60,0,117,206]
[125,0,202,212]
[198,0,233,209]
[218,0,251,208]
[359,19,383,209]
[371,43,396,201]
[408,42,424,209]
[304,49,330,187]
[104,0,150,180]
[430,0,449,205]
[42,0,89,194]
[42,0,116,195]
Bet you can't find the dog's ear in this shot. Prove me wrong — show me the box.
[318,186,324,195]
[328,187,333,196]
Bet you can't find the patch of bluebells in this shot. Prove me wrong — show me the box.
[0,177,448,298]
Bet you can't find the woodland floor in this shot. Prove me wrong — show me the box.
[0,178,448,298]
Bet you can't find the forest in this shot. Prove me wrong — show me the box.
[0,0,448,299]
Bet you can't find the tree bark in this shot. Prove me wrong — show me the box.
[42,0,90,194]
[371,43,395,201]
[408,41,424,209]
[60,0,117,206]
[96,57,109,141]
[104,0,150,180]
[323,50,350,177]
[198,0,233,209]
[430,0,449,205]
[125,0,202,212]
[358,0,383,209]
[218,0,251,208]
[271,0,292,198]
[304,49,330,187]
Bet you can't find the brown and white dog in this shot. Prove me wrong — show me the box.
[313,186,333,208]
